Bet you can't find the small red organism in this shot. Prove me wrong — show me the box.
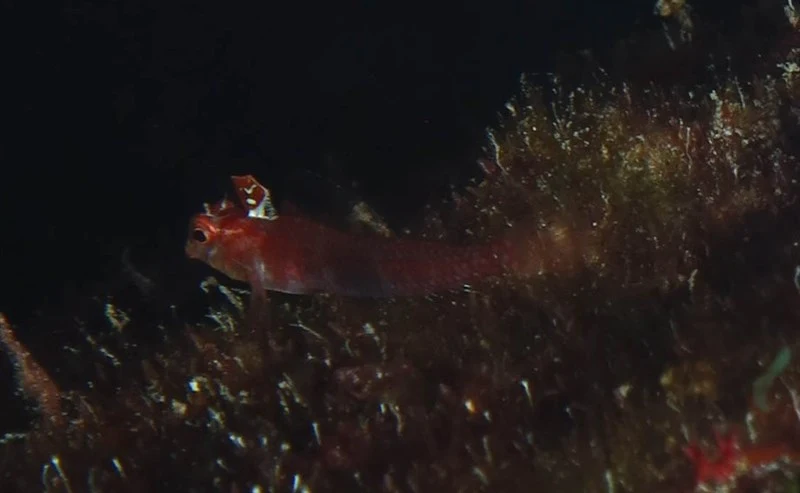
[683,429,741,486]
[684,428,800,488]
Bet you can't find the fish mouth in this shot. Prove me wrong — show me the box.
[185,241,206,261]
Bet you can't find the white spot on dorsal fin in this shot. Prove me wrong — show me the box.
[231,175,278,220]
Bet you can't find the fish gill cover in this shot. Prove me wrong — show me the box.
[4,1,800,492]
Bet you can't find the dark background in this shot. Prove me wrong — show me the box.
[2,0,742,321]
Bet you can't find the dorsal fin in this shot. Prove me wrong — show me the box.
[231,175,278,220]
[204,197,237,216]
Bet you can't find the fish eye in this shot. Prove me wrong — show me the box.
[192,228,209,243]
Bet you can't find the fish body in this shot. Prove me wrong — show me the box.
[186,175,514,297]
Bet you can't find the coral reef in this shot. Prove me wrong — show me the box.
[4,1,800,492]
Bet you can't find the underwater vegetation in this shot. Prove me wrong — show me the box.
[5,1,800,492]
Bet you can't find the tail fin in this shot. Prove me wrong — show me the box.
[497,217,597,279]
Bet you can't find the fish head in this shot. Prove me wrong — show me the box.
[186,175,280,284]
[185,210,254,282]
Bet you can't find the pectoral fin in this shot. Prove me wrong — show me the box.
[246,260,272,342]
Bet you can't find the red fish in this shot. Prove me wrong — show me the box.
[185,175,519,298]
